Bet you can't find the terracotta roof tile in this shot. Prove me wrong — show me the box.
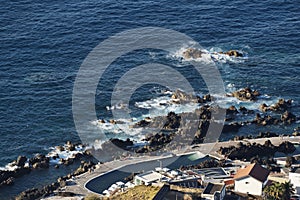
[224,179,235,185]
[234,163,269,182]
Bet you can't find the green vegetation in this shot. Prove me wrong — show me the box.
[263,181,294,200]
[84,193,101,200]
[104,185,161,200]
[285,156,296,167]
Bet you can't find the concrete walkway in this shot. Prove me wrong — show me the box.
[60,136,300,196]
[61,155,174,196]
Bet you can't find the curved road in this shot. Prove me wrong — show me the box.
[85,154,209,194]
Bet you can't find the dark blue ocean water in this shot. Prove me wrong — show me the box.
[0,0,299,198]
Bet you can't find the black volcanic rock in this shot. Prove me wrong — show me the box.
[136,132,174,153]
[260,99,293,112]
[281,111,297,124]
[256,132,279,138]
[66,141,76,151]
[227,106,239,115]
[171,90,211,104]
[15,188,40,200]
[164,112,181,130]
[253,114,278,126]
[133,119,150,128]
[16,156,27,167]
[277,141,296,154]
[252,111,297,126]
[145,133,173,147]
[239,106,254,114]
[182,48,204,59]
[16,161,96,200]
[0,166,31,187]
[259,103,269,112]
[218,141,296,161]
[230,87,260,101]
[110,138,133,150]
[3,177,14,186]
[222,122,242,133]
[0,171,14,187]
[223,50,243,57]
[93,140,128,157]
[56,145,65,151]
[29,154,49,169]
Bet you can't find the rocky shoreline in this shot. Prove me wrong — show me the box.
[9,136,300,199]
[15,160,96,200]
[94,88,298,156]
[3,87,300,199]
[0,141,98,199]
[218,140,296,161]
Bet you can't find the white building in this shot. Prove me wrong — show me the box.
[234,163,270,196]
[201,182,226,200]
[289,168,300,194]
[193,167,231,184]
[134,171,164,186]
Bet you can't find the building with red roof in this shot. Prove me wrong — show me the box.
[234,163,270,196]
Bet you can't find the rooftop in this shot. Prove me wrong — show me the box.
[136,171,162,182]
[234,163,270,182]
[203,182,225,195]
[290,167,300,174]
[193,167,228,178]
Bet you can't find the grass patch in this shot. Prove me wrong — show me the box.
[104,185,161,200]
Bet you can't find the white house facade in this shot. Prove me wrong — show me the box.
[233,163,270,196]
[289,169,300,194]
[234,176,264,196]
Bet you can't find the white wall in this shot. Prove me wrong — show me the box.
[289,172,300,194]
[235,176,263,196]
[201,186,225,200]
[201,194,213,200]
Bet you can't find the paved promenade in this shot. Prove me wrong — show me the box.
[58,135,300,197]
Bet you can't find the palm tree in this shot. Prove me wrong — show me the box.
[263,185,274,200]
[263,181,294,200]
[264,182,282,200]
[281,181,295,200]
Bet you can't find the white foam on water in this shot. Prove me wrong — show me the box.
[47,144,85,165]
[148,51,157,59]
[0,163,19,171]
[106,103,128,111]
[93,139,106,149]
[214,93,280,111]
[135,96,172,110]
[24,162,29,168]
[163,90,173,95]
[90,87,284,147]
[0,144,87,169]
[92,121,124,135]
[213,94,237,108]
[170,47,213,63]
[169,46,248,64]
[136,96,200,119]
[226,83,237,93]
[90,120,98,126]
